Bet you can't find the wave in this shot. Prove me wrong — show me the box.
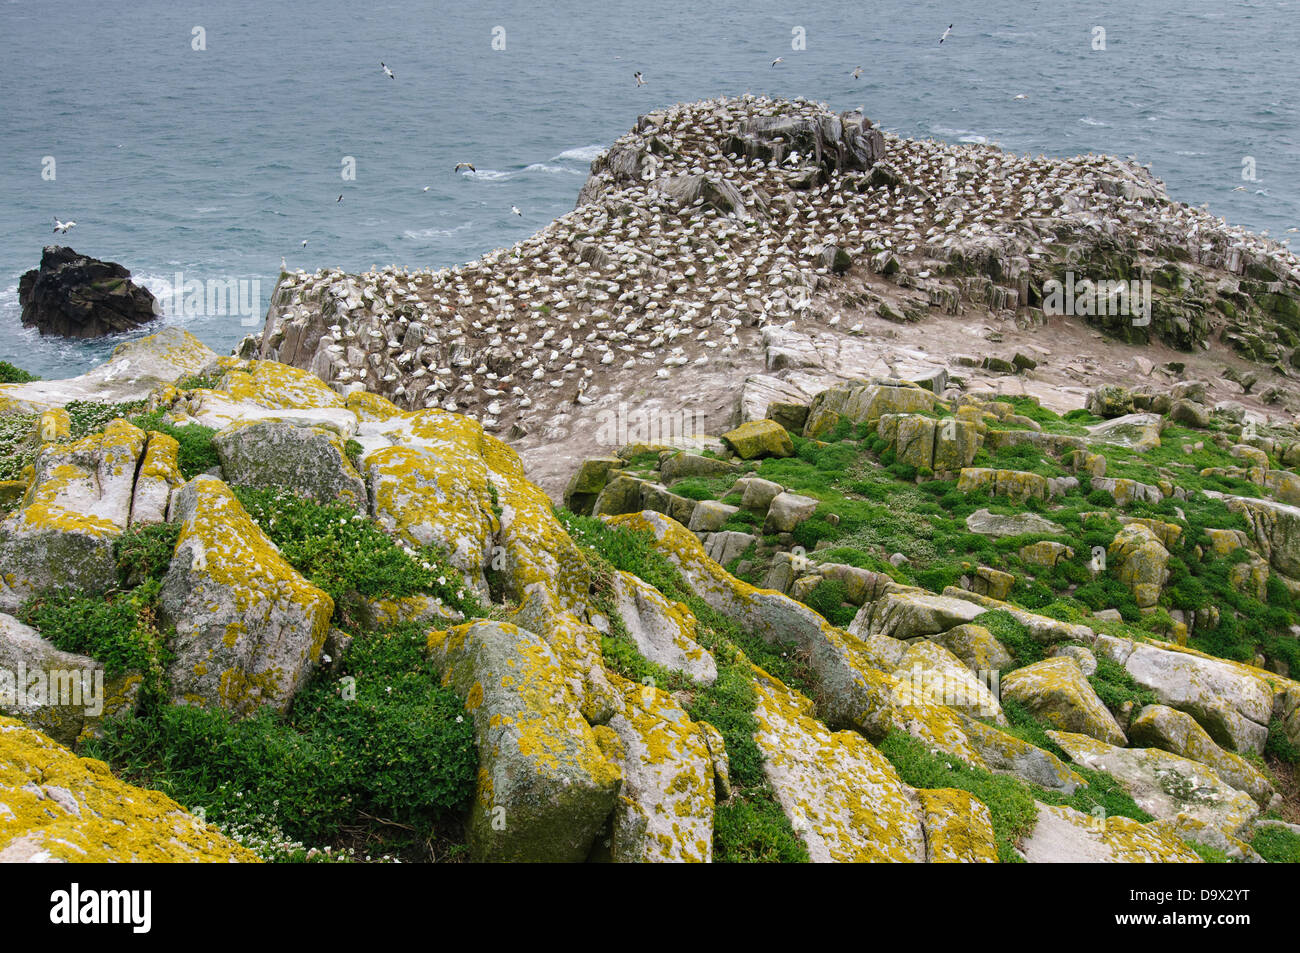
[1078,116,1108,127]
[552,144,607,163]
[403,221,477,240]
[465,162,586,182]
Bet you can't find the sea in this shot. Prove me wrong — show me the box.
[1,0,1297,378]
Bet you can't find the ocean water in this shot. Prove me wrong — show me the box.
[1,0,1297,377]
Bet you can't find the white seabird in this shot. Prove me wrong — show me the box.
[381,62,395,80]
[634,71,646,86]
[53,217,76,234]
[771,57,784,67]
[454,162,476,173]
[939,24,953,44]
[511,206,522,216]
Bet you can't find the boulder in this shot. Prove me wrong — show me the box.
[1108,523,1170,608]
[1020,802,1202,863]
[659,451,741,483]
[562,456,625,514]
[961,718,1084,794]
[426,620,621,862]
[850,590,983,640]
[687,500,739,532]
[161,476,334,715]
[928,623,1013,673]
[1001,657,1127,746]
[1226,495,1300,579]
[0,420,146,612]
[1129,704,1276,809]
[892,640,1005,724]
[1086,413,1163,452]
[609,570,716,685]
[965,508,1065,538]
[0,614,140,747]
[704,530,756,566]
[0,716,257,862]
[18,246,158,339]
[735,476,784,509]
[956,468,1048,504]
[720,419,794,459]
[599,675,716,863]
[213,419,367,509]
[1047,730,1258,840]
[762,491,819,533]
[1093,635,1275,754]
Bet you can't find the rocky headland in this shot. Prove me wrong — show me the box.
[1,97,1299,864]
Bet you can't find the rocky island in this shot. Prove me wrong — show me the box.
[1,97,1298,864]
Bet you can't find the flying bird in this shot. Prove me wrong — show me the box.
[510,205,522,216]
[939,24,953,44]
[634,71,646,86]
[301,239,308,247]
[52,217,76,234]
[454,162,476,173]
[337,194,343,202]
[771,57,784,67]
[381,62,395,80]
[1014,93,1028,100]
[851,67,863,80]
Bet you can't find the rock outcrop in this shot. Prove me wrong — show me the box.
[19,246,159,339]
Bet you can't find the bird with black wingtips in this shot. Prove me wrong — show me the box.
[454,162,476,173]
[634,71,646,86]
[381,61,395,79]
[53,217,76,234]
[939,24,953,44]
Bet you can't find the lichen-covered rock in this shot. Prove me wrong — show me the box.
[928,623,1013,673]
[750,667,926,862]
[761,491,819,533]
[1049,644,1098,676]
[602,674,715,862]
[850,590,983,640]
[1086,413,1163,452]
[608,511,985,766]
[942,587,1096,644]
[0,328,217,414]
[956,468,1048,504]
[161,476,334,715]
[1129,704,1277,809]
[1047,730,1258,840]
[562,456,625,514]
[507,585,616,723]
[0,420,146,612]
[1109,523,1170,608]
[720,420,793,460]
[965,508,1065,538]
[735,476,784,509]
[426,620,621,862]
[1021,801,1202,863]
[660,451,742,482]
[1001,657,1127,746]
[609,570,716,685]
[0,614,140,747]
[961,717,1084,793]
[591,474,650,517]
[1225,495,1300,579]
[704,530,756,566]
[363,417,498,595]
[0,716,256,862]
[130,431,183,525]
[804,379,939,434]
[213,418,367,508]
[915,788,998,863]
[1093,635,1278,754]
[688,499,739,532]
[893,640,1005,724]
[969,566,1015,601]
[1019,540,1074,568]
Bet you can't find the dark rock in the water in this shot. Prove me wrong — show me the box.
[18,246,158,339]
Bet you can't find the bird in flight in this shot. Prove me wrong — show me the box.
[511,206,522,216]
[52,217,76,234]
[337,194,343,202]
[381,62,395,80]
[940,24,953,44]
[634,71,646,86]
[454,162,476,173]
[771,56,784,67]
[301,239,308,247]
[851,66,863,80]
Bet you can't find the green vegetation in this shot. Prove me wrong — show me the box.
[126,409,219,478]
[20,581,165,679]
[176,372,224,391]
[1251,825,1300,863]
[1089,655,1159,712]
[66,399,148,438]
[84,623,477,857]
[234,486,486,624]
[0,361,38,384]
[114,522,181,586]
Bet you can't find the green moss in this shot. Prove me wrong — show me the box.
[1089,655,1159,712]
[127,410,219,478]
[975,610,1042,670]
